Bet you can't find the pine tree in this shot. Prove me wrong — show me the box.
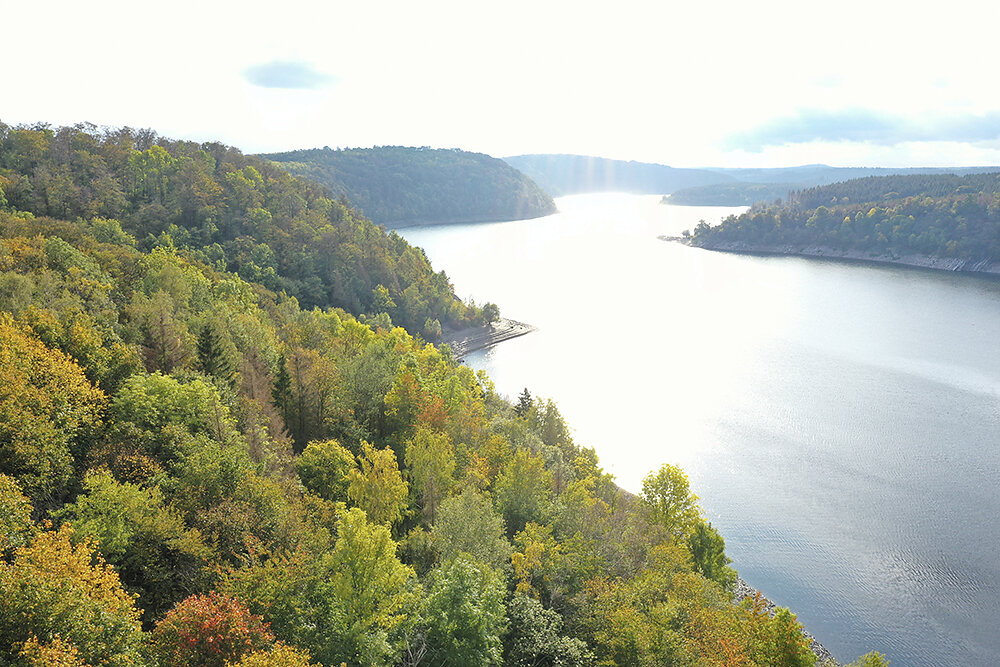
[515,388,532,417]
[271,355,292,433]
[196,321,234,383]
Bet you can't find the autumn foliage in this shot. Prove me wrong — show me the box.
[150,591,275,667]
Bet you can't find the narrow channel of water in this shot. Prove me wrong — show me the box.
[399,193,1000,666]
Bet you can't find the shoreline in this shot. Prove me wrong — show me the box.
[438,317,537,359]
[440,315,841,663]
[673,238,1000,277]
[383,208,557,229]
[733,577,839,665]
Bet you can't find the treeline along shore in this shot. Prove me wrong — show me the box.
[685,171,1000,279]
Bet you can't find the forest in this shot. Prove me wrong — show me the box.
[261,146,556,227]
[688,171,1000,262]
[0,122,496,340]
[0,121,886,666]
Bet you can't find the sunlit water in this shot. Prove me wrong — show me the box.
[399,193,1000,666]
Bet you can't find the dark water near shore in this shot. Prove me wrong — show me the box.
[399,193,1000,666]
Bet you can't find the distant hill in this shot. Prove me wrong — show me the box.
[502,154,732,196]
[688,170,1000,266]
[669,165,1000,206]
[262,146,556,227]
[666,182,798,206]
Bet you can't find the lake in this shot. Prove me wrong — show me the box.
[398,193,1000,666]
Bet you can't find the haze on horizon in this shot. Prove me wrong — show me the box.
[9,0,1000,170]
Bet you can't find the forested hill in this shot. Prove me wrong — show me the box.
[688,170,1000,264]
[0,122,497,339]
[668,165,1000,206]
[503,154,732,196]
[787,171,1000,209]
[261,146,556,227]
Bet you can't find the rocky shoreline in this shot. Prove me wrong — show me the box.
[680,238,1000,276]
[438,317,537,359]
[732,577,838,665]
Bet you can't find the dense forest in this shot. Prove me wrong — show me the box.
[0,122,887,666]
[502,154,730,197]
[262,147,556,227]
[688,171,1000,263]
[667,166,1000,207]
[666,183,796,207]
[0,122,495,340]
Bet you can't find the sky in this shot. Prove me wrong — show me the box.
[7,0,1000,168]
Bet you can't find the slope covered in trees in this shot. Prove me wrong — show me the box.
[262,146,556,227]
[0,122,495,339]
[688,171,1000,264]
[0,122,885,666]
[667,166,1000,206]
[666,182,797,206]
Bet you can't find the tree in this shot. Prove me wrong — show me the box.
[150,591,275,667]
[404,427,456,524]
[295,439,356,502]
[347,441,409,527]
[765,608,817,667]
[494,449,553,535]
[640,463,702,543]
[844,652,890,667]
[0,524,144,666]
[504,593,594,667]
[196,319,236,384]
[423,555,507,666]
[133,290,190,372]
[223,508,416,666]
[0,316,105,504]
[688,521,736,589]
[482,302,500,325]
[271,355,293,432]
[515,387,533,417]
[0,473,33,554]
[110,371,239,447]
[433,489,511,571]
[54,469,213,622]
[230,644,319,667]
[17,634,90,667]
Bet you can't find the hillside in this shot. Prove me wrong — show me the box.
[0,122,498,340]
[503,153,732,196]
[668,165,1000,206]
[687,170,1000,268]
[261,146,556,227]
[666,182,797,206]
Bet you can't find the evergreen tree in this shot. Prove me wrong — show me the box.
[516,387,532,417]
[271,355,292,433]
[196,320,234,383]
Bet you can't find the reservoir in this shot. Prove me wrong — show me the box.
[399,193,1000,666]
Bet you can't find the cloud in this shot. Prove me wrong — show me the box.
[725,108,1000,152]
[243,60,336,90]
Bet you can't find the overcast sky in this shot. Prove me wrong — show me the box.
[8,0,1000,168]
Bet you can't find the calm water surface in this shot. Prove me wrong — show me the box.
[399,193,1000,666]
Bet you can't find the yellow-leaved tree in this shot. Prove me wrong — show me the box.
[0,315,106,505]
[0,524,144,666]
